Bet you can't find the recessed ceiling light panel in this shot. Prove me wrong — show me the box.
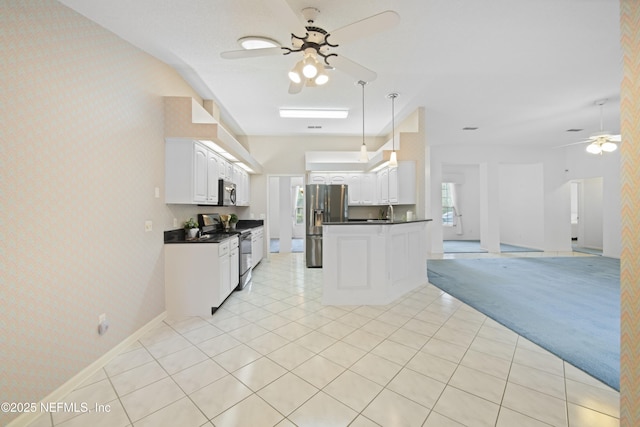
[279,109,349,119]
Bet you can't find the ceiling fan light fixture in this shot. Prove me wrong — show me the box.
[601,141,618,152]
[302,56,319,78]
[288,61,304,83]
[288,69,302,84]
[586,143,602,154]
[238,36,280,50]
[314,69,329,85]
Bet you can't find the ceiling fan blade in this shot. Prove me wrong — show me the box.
[609,134,622,142]
[554,140,591,148]
[266,0,307,37]
[328,55,377,82]
[288,80,303,94]
[221,47,283,59]
[328,10,400,45]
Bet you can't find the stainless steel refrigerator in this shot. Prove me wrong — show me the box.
[305,184,349,267]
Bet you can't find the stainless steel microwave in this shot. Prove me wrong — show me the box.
[218,179,236,206]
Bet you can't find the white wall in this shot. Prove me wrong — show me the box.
[564,144,620,257]
[428,143,620,256]
[268,177,280,236]
[1,2,203,423]
[581,177,604,249]
[499,163,545,249]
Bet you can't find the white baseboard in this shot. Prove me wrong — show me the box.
[7,311,167,427]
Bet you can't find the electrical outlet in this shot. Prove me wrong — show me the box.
[173,218,178,227]
[98,313,109,335]
[154,187,160,198]
[145,220,152,232]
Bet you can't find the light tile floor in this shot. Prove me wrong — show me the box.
[32,251,619,427]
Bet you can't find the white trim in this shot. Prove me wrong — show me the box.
[7,312,167,427]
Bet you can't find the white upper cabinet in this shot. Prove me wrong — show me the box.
[328,173,348,184]
[307,161,415,206]
[166,139,217,204]
[207,151,220,204]
[166,138,253,206]
[308,173,329,184]
[377,163,416,205]
[234,166,250,206]
[347,173,375,206]
[193,142,208,203]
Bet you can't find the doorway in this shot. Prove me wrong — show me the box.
[268,175,305,253]
[571,177,603,253]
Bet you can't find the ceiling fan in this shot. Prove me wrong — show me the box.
[220,3,400,94]
[560,99,621,154]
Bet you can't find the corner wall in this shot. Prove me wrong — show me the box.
[0,2,200,424]
[620,0,640,425]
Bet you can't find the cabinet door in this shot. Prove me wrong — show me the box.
[389,167,399,204]
[329,173,347,184]
[347,174,361,205]
[193,143,208,202]
[230,247,239,290]
[225,162,233,181]
[207,152,219,203]
[361,173,375,205]
[308,173,328,184]
[218,158,228,179]
[377,169,389,204]
[219,255,230,304]
[242,171,250,205]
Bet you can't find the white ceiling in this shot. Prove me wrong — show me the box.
[58,0,622,148]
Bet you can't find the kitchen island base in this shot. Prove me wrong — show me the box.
[322,220,430,305]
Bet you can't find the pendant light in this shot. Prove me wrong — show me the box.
[388,93,398,168]
[358,80,369,162]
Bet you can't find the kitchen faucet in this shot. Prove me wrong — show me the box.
[386,204,394,222]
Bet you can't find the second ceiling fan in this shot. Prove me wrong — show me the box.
[221,3,400,94]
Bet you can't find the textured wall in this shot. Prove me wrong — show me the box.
[620,1,640,425]
[0,1,200,424]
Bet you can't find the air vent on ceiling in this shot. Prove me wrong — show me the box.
[462,127,478,131]
[308,125,322,129]
[566,128,583,132]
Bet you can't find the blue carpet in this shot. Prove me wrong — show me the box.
[443,240,542,253]
[270,238,304,253]
[427,256,620,390]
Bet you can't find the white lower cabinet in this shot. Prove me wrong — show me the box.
[251,226,264,268]
[230,238,239,290]
[164,236,238,318]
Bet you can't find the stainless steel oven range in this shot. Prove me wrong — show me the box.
[198,213,252,290]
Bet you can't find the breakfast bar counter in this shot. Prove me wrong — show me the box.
[322,219,431,305]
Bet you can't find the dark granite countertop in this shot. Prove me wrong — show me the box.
[164,219,264,244]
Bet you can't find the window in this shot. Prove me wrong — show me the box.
[441,183,454,226]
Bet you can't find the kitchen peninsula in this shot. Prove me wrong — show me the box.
[322,219,431,305]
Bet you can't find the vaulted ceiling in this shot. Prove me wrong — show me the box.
[59,0,622,149]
